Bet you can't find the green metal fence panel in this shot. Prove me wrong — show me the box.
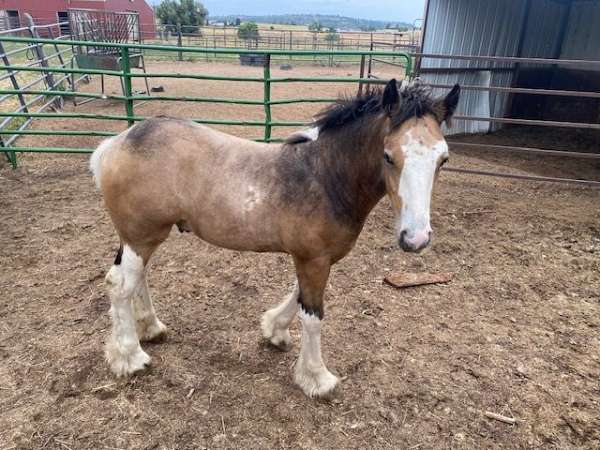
[0,35,412,166]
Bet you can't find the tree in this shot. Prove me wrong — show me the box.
[308,21,323,32]
[237,21,259,48]
[156,0,208,33]
[324,28,339,44]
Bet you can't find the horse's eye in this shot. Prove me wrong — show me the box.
[383,152,394,166]
[440,157,449,167]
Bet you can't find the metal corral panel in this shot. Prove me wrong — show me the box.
[561,1,600,69]
[420,0,600,135]
[420,0,528,134]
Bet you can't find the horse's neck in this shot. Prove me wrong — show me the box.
[315,125,386,227]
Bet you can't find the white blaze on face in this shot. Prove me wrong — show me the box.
[396,129,448,249]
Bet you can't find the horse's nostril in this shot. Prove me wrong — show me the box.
[398,230,411,251]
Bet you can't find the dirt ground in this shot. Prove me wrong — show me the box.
[1,61,599,450]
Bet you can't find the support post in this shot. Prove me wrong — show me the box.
[0,40,26,168]
[1,140,16,169]
[44,25,65,109]
[263,54,272,142]
[358,55,366,96]
[177,24,183,61]
[367,40,374,94]
[25,14,60,109]
[414,0,431,77]
[121,46,135,127]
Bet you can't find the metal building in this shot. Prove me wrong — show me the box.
[416,0,600,135]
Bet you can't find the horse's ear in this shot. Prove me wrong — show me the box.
[440,84,460,126]
[382,79,399,114]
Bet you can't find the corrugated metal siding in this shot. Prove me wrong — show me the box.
[420,0,528,134]
[420,0,600,135]
[561,1,600,69]
[520,0,565,62]
[422,0,526,69]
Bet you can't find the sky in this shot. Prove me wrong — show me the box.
[151,1,426,23]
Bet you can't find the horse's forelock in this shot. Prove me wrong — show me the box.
[314,82,438,136]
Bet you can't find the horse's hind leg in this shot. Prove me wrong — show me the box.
[104,244,150,376]
[261,281,299,351]
[133,273,167,342]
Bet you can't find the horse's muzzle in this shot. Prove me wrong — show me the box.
[398,229,431,253]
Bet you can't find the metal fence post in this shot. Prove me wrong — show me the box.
[358,55,366,96]
[25,14,60,109]
[44,25,65,108]
[263,54,272,142]
[0,40,25,168]
[177,24,183,61]
[0,140,16,169]
[366,40,374,94]
[121,46,135,127]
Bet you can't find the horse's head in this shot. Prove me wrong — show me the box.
[380,79,460,253]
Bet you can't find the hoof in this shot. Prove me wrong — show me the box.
[261,312,292,352]
[294,361,340,399]
[139,319,167,342]
[105,341,151,377]
[267,331,292,352]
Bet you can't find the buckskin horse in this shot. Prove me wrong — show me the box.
[90,79,460,398]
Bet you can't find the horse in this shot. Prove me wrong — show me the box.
[90,79,460,398]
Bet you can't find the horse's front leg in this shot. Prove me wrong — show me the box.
[293,257,339,398]
[132,273,167,342]
[261,281,299,351]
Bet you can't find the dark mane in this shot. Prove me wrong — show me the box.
[314,83,441,133]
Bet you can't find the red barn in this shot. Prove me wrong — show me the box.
[0,0,156,37]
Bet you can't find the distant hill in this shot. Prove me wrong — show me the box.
[210,14,412,31]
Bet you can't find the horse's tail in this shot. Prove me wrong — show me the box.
[90,137,115,189]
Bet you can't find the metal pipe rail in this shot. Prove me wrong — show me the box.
[0,27,29,35]
[412,52,600,69]
[0,44,38,58]
[424,82,600,99]
[444,168,600,187]
[448,142,600,160]
[370,58,408,68]
[0,35,412,170]
[453,115,600,131]
[0,35,413,66]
